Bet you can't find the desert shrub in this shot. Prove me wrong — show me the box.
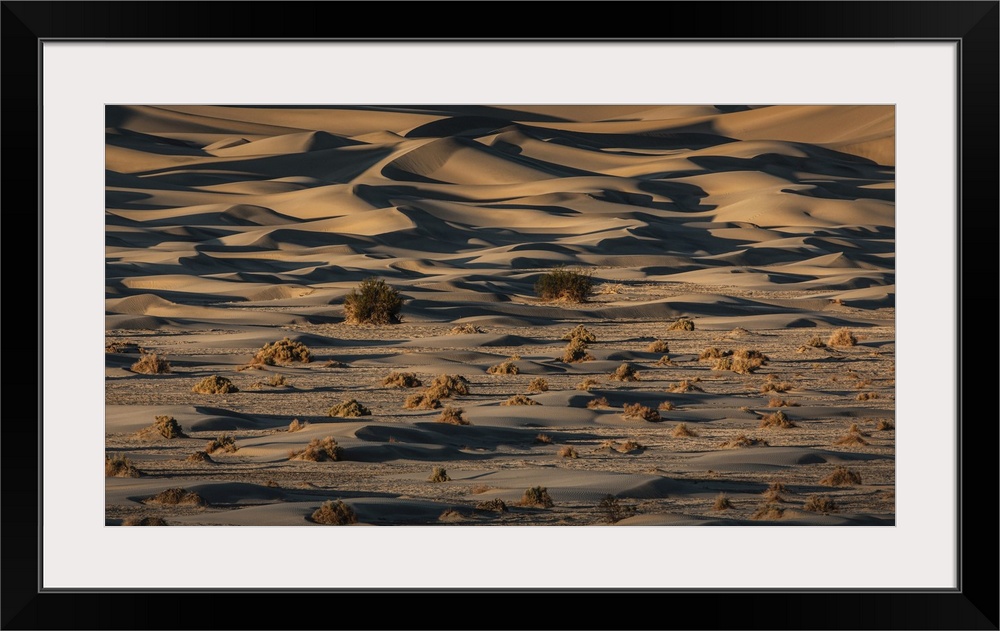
[806,335,827,348]
[767,397,795,407]
[617,440,644,454]
[404,392,441,410]
[186,450,213,463]
[668,378,703,393]
[122,516,168,526]
[106,339,142,354]
[311,500,358,525]
[803,495,838,513]
[562,324,597,343]
[587,396,610,409]
[598,494,636,524]
[576,378,601,391]
[558,445,579,459]
[699,347,729,361]
[152,415,187,439]
[856,392,878,401]
[535,267,593,303]
[761,381,793,394]
[834,433,870,446]
[475,498,508,512]
[290,436,343,462]
[519,486,554,508]
[764,482,787,503]
[713,493,734,511]
[131,352,172,375]
[526,378,549,393]
[610,363,639,382]
[327,399,371,417]
[105,454,140,478]
[534,433,553,444]
[657,401,676,413]
[562,338,595,363]
[252,337,311,365]
[471,485,493,495]
[622,403,660,422]
[343,277,402,325]
[205,434,238,454]
[502,394,539,406]
[759,410,797,429]
[382,372,422,388]
[827,328,857,347]
[267,374,289,387]
[323,359,348,368]
[646,340,669,353]
[436,406,469,425]
[846,423,871,436]
[288,418,307,432]
[654,356,676,366]
[819,465,862,486]
[875,418,895,431]
[487,360,519,375]
[596,283,625,295]
[427,374,470,398]
[192,375,238,394]
[750,504,785,520]
[428,466,450,483]
[672,423,697,437]
[668,318,695,331]
[145,488,206,506]
[715,348,769,375]
[719,434,769,449]
[449,324,484,334]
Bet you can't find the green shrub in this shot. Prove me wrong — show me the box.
[344,277,402,325]
[535,268,594,303]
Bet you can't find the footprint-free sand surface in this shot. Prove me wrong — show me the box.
[106,105,895,526]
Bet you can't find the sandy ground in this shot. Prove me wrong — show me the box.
[106,105,895,526]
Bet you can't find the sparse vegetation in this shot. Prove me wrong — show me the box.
[750,504,785,520]
[382,372,422,388]
[668,318,695,331]
[106,454,141,478]
[288,418,307,432]
[145,488,206,506]
[428,466,450,482]
[290,436,343,462]
[618,440,643,454]
[205,434,238,454]
[714,348,769,374]
[558,445,579,459]
[672,423,697,437]
[587,396,610,409]
[404,392,441,410]
[535,267,594,303]
[806,335,827,348]
[327,399,371,417]
[875,418,895,431]
[803,495,838,513]
[610,363,639,382]
[131,352,172,375]
[598,494,636,524]
[668,378,703,393]
[436,406,469,425]
[526,378,549,393]
[502,394,539,406]
[658,401,675,411]
[827,328,857,347]
[449,324,484,335]
[122,516,168,526]
[252,337,311,365]
[519,486,554,508]
[699,347,729,361]
[646,340,669,353]
[764,482,787,503]
[487,360,519,375]
[562,337,595,363]
[144,415,186,439]
[819,465,862,486]
[267,374,289,387]
[654,355,676,366]
[562,324,597,343]
[186,450,213,463]
[343,277,403,325]
[576,378,601,391]
[192,375,238,394]
[106,339,142,354]
[475,498,508,512]
[856,392,878,401]
[534,433,553,444]
[713,493,734,511]
[622,403,660,422]
[311,500,358,525]
[426,374,470,398]
[759,410,797,429]
[719,434,769,449]
[767,397,797,407]
[834,433,870,446]
[760,381,793,394]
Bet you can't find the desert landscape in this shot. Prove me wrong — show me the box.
[105,104,895,526]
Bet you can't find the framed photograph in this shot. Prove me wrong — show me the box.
[8,2,997,628]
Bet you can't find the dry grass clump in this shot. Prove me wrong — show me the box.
[610,363,639,382]
[436,406,469,425]
[122,516,168,526]
[622,403,660,422]
[727,327,751,338]
[186,450,213,463]
[145,488,206,506]
[502,394,540,406]
[714,348,769,374]
[130,352,172,375]
[252,337,311,365]
[526,378,549,393]
[699,347,729,361]
[487,360,519,375]
[672,423,698,437]
[427,374,471,398]
[658,401,675,411]
[267,374,289,388]
[311,500,358,525]
[827,328,857,347]
[646,339,670,353]
[106,339,142,354]
[576,378,601,391]
[151,415,186,439]
[404,392,441,410]
[382,372,422,388]
[323,359,348,368]
[668,378,703,393]
[767,397,797,407]
[719,434,769,449]
[713,493,734,511]
[343,277,402,325]
[763,482,787,503]
[760,381,793,393]
[449,323,484,334]
[562,324,597,343]
[856,392,878,401]
[562,337,595,363]
[875,418,895,431]
[803,495,838,513]
[654,355,677,366]
[205,434,238,454]
[288,418,307,432]
[819,465,862,486]
[846,423,871,436]
[534,433,553,444]
[750,504,785,520]
[606,440,644,454]
[596,283,625,295]
[806,335,827,348]
[106,454,141,478]
[834,431,870,446]
[475,498,508,512]
[535,267,594,303]
[428,466,450,483]
[668,318,695,331]
[289,436,343,462]
[587,396,611,409]
[519,486,554,508]
[192,375,238,394]
[327,399,371,417]
[598,494,636,524]
[558,445,579,459]
[759,410,797,429]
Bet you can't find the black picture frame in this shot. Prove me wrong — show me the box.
[4,2,997,629]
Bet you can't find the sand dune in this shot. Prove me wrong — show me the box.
[107,105,894,526]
